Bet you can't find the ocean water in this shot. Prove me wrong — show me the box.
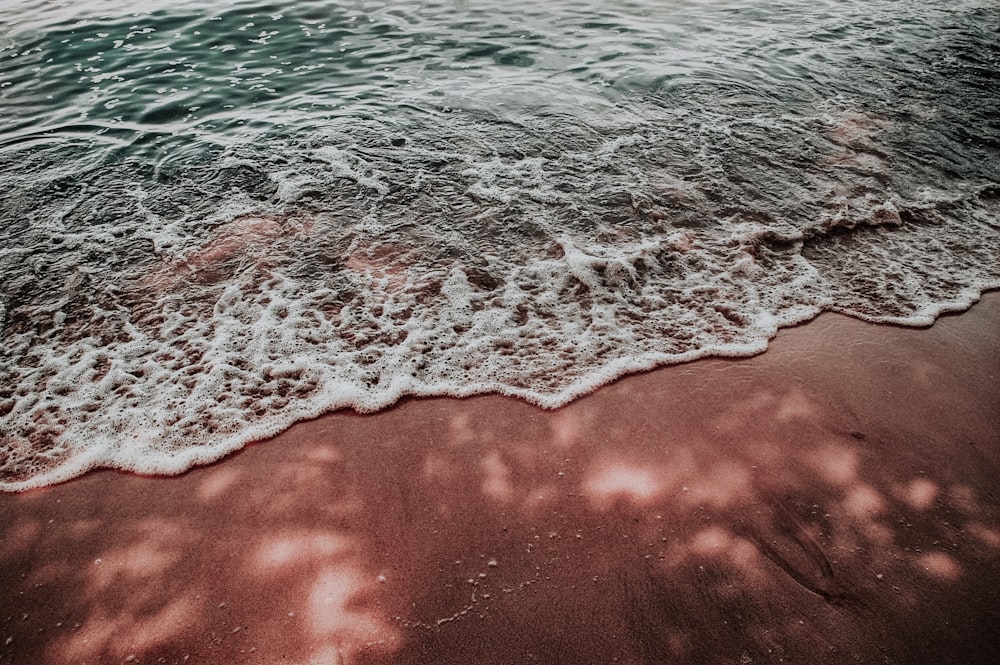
[1,0,998,490]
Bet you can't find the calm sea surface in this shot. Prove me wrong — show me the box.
[2,0,999,489]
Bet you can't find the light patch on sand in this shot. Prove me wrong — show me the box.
[808,443,858,486]
[57,596,197,663]
[862,522,895,548]
[548,409,584,449]
[773,391,816,423]
[583,463,665,510]
[197,467,243,501]
[896,478,939,511]
[253,531,353,571]
[299,646,345,665]
[666,527,761,574]
[686,461,751,508]
[965,523,1000,549]
[690,526,731,556]
[306,445,343,464]
[270,462,349,508]
[306,566,401,659]
[842,483,885,517]
[447,412,477,447]
[101,540,180,582]
[88,519,187,592]
[915,551,961,581]
[729,537,761,569]
[480,450,514,503]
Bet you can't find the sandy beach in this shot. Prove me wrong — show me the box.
[2,293,998,665]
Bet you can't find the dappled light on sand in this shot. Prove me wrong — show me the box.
[915,552,962,582]
[1,295,999,664]
[583,463,666,510]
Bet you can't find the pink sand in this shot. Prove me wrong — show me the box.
[2,294,999,664]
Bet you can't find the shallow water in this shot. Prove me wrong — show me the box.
[2,0,999,489]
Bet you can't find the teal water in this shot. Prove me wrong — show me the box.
[2,0,999,489]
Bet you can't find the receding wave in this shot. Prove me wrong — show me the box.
[1,0,998,490]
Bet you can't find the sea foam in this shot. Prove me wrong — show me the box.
[2,0,999,490]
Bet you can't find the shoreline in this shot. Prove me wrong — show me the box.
[7,287,1000,494]
[1,293,999,664]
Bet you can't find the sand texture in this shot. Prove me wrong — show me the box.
[2,294,999,665]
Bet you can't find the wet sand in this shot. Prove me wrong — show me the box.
[2,293,999,665]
